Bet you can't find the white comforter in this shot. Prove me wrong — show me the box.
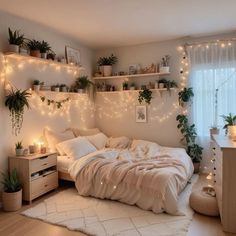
[69,142,193,215]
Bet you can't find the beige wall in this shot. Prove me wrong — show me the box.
[0,11,95,190]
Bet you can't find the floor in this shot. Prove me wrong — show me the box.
[0,177,233,236]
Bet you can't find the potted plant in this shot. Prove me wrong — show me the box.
[222,113,236,137]
[15,141,24,156]
[178,87,194,107]
[75,75,94,93]
[27,39,41,57]
[130,82,136,90]
[122,81,128,90]
[8,28,25,53]
[5,89,31,136]
[47,50,56,60]
[159,55,170,73]
[138,88,153,105]
[32,80,43,91]
[97,54,118,77]
[54,84,60,92]
[39,40,51,59]
[60,84,68,92]
[176,114,203,173]
[158,78,167,89]
[1,168,22,211]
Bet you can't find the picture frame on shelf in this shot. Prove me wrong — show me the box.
[135,105,147,123]
[65,46,81,65]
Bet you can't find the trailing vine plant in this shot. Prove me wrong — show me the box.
[40,96,70,109]
[178,87,194,107]
[138,88,152,105]
[5,89,31,136]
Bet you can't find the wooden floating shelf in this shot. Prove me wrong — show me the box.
[4,52,84,70]
[96,88,177,94]
[37,90,87,96]
[93,72,170,80]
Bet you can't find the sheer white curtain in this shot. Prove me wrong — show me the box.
[187,42,236,172]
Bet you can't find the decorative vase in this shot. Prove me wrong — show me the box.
[8,44,19,53]
[103,65,112,77]
[159,66,170,74]
[2,189,22,211]
[30,50,41,58]
[15,149,24,156]
[227,125,236,138]
[159,83,165,89]
[33,85,40,92]
[41,53,47,59]
[193,162,200,173]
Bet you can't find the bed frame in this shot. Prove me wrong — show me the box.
[58,171,74,182]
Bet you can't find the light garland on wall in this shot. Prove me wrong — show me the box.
[40,96,70,109]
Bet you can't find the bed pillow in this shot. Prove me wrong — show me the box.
[106,136,131,149]
[44,128,74,154]
[56,137,97,160]
[85,133,108,150]
[68,128,100,137]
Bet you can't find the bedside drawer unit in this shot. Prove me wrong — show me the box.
[30,154,57,173]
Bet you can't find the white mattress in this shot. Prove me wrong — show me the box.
[57,156,74,173]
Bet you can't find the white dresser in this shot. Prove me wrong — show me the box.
[212,135,236,233]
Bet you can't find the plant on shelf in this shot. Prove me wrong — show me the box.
[138,88,153,105]
[39,40,51,59]
[176,114,203,171]
[5,89,31,136]
[1,168,22,211]
[159,55,170,73]
[221,113,236,135]
[60,84,68,92]
[74,75,94,93]
[178,87,194,107]
[27,39,41,58]
[8,27,25,53]
[32,79,44,91]
[130,82,136,90]
[122,81,128,90]
[158,78,178,91]
[97,54,118,77]
[15,141,24,156]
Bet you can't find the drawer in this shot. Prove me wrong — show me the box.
[31,171,58,200]
[30,154,57,173]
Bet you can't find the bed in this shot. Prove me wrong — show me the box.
[46,128,194,215]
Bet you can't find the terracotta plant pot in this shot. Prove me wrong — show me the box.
[193,162,200,173]
[2,189,22,211]
[103,65,112,77]
[227,125,236,138]
[30,50,41,58]
[8,44,19,53]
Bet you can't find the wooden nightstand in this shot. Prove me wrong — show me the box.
[9,152,58,203]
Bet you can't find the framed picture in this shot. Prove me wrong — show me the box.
[136,105,147,123]
[65,46,81,65]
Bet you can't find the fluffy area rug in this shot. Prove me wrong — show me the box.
[22,175,198,236]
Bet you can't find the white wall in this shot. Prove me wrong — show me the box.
[0,11,95,191]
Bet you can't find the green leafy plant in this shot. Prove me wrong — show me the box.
[8,28,25,46]
[5,89,31,136]
[15,141,23,149]
[158,78,178,91]
[27,39,41,50]
[138,88,153,105]
[122,81,128,90]
[176,114,203,163]
[33,80,44,85]
[160,55,170,67]
[130,82,136,87]
[221,113,236,134]
[75,76,94,90]
[39,40,51,53]
[178,87,194,106]
[1,169,21,193]
[97,54,118,66]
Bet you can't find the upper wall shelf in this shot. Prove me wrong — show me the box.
[93,72,170,80]
[4,52,84,71]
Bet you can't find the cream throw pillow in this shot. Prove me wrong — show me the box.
[68,128,100,137]
[56,137,97,160]
[85,133,108,150]
[106,136,131,149]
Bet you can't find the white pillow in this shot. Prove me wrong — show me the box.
[85,133,108,150]
[44,128,74,154]
[68,127,100,137]
[106,136,131,149]
[56,137,97,160]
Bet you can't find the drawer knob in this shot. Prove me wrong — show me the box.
[212,147,216,150]
[42,163,48,166]
[214,167,216,170]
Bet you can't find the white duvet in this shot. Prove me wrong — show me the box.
[69,141,193,215]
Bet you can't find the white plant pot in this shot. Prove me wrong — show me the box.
[2,189,22,212]
[77,89,84,93]
[159,83,165,89]
[19,48,28,55]
[227,125,236,138]
[9,44,19,53]
[15,149,24,156]
[61,87,67,92]
[103,65,112,77]
[54,87,60,92]
[159,66,170,74]
[41,53,47,59]
[33,85,40,92]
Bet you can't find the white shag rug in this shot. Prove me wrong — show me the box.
[22,175,198,236]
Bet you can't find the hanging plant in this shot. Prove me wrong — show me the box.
[40,96,70,109]
[178,87,194,106]
[5,89,31,136]
[138,88,152,104]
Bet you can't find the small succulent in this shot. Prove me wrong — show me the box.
[97,54,118,66]
[8,27,25,46]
